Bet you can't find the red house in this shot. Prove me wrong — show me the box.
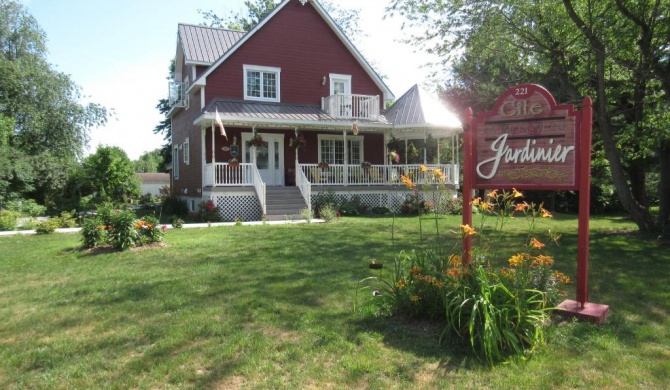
[167,0,461,221]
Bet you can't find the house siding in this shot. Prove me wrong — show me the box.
[205,0,383,107]
[171,86,203,196]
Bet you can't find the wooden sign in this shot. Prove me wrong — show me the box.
[470,84,579,190]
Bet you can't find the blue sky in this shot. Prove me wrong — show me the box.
[22,0,439,160]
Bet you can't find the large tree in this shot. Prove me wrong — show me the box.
[388,0,670,233]
[82,146,140,205]
[0,0,108,207]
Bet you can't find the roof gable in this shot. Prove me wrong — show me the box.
[192,0,394,101]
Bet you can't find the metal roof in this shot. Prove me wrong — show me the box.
[195,99,392,129]
[178,24,246,64]
[384,84,462,130]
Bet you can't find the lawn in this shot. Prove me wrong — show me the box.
[0,215,668,389]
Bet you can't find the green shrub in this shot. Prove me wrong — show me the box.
[0,210,19,231]
[135,215,165,244]
[171,217,184,228]
[319,204,338,222]
[162,196,189,218]
[300,207,313,223]
[35,219,60,235]
[107,209,138,250]
[56,211,77,228]
[81,217,107,249]
[5,199,46,217]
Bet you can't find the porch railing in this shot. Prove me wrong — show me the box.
[296,167,311,211]
[299,164,459,187]
[251,167,266,215]
[321,94,380,120]
[204,162,266,213]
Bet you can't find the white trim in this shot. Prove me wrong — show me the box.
[329,73,351,96]
[183,137,190,165]
[200,88,205,110]
[317,134,364,164]
[243,65,281,102]
[173,145,180,180]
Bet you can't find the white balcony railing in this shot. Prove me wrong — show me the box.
[322,94,380,120]
[299,164,459,187]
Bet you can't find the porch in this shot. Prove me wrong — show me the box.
[203,162,459,219]
[204,163,459,188]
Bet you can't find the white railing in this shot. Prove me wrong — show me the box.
[296,167,311,211]
[321,94,380,120]
[299,164,459,187]
[251,166,266,215]
[204,163,254,186]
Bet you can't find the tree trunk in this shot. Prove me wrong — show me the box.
[658,141,670,237]
[563,0,657,233]
[628,161,648,208]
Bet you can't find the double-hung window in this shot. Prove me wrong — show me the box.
[244,65,280,102]
[318,135,363,165]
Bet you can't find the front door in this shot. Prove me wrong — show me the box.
[243,133,284,186]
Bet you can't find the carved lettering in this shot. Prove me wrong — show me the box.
[476,133,575,180]
[500,100,544,116]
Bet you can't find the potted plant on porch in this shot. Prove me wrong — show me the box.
[228,158,240,168]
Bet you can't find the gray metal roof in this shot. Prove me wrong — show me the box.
[196,99,392,129]
[384,84,461,129]
[178,24,246,64]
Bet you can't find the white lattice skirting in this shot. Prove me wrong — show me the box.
[211,194,262,222]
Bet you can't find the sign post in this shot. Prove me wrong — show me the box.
[463,84,609,323]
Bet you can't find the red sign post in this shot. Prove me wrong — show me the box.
[462,84,609,323]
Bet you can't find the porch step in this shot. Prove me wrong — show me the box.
[264,187,307,221]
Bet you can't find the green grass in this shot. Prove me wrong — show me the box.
[0,214,668,389]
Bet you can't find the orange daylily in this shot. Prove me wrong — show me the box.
[530,237,546,249]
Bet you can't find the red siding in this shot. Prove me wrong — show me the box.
[205,0,383,107]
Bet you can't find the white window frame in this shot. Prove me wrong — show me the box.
[173,145,180,180]
[329,73,351,96]
[317,134,364,165]
[243,65,281,102]
[183,137,190,165]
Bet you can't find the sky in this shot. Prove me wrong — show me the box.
[22,0,442,160]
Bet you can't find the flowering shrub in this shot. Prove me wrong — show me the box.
[358,189,572,364]
[80,204,165,250]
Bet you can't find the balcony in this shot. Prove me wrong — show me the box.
[168,80,188,108]
[322,94,380,120]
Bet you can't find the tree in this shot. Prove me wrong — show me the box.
[0,0,108,207]
[388,0,670,233]
[82,146,141,205]
[134,148,165,173]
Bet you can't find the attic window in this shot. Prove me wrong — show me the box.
[244,65,281,102]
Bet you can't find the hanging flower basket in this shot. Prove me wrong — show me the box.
[228,158,240,168]
[388,150,400,164]
[289,133,306,150]
[249,134,267,147]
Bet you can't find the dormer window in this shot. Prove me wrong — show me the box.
[244,65,281,102]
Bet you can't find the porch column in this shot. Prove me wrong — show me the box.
[294,127,299,186]
[423,130,427,164]
[211,123,215,186]
[404,139,408,164]
[343,130,348,185]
